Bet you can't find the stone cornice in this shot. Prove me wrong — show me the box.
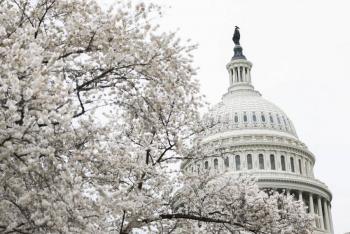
[206,171,332,201]
[254,172,332,201]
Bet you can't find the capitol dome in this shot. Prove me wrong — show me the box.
[204,81,298,139]
[183,28,334,234]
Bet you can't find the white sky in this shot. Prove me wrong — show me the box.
[100,0,350,232]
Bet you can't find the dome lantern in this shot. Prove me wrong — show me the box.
[227,26,253,92]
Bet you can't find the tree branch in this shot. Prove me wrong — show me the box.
[34,0,56,39]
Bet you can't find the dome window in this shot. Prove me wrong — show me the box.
[247,154,253,170]
[290,157,295,172]
[252,113,257,122]
[205,161,209,170]
[214,158,218,170]
[234,115,238,123]
[281,155,286,171]
[243,114,247,122]
[259,154,264,169]
[270,154,276,170]
[235,155,241,171]
[277,115,281,124]
[298,159,302,174]
[269,114,274,123]
[261,113,266,122]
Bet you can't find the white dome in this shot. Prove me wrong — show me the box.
[204,87,298,139]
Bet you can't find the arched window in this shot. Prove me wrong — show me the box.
[247,154,253,170]
[277,115,281,124]
[259,154,264,169]
[235,155,241,171]
[234,115,238,123]
[290,157,295,172]
[214,158,218,170]
[253,113,257,122]
[281,155,286,171]
[224,157,229,168]
[205,161,209,170]
[270,154,276,170]
[298,159,302,174]
[261,113,266,122]
[243,114,247,122]
[269,114,274,123]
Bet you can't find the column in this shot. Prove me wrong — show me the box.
[309,193,315,227]
[242,152,246,171]
[242,66,246,82]
[286,153,290,172]
[317,196,325,230]
[237,67,241,82]
[328,203,334,233]
[247,68,251,83]
[298,191,303,201]
[323,200,330,232]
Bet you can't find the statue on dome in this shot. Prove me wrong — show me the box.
[232,26,240,45]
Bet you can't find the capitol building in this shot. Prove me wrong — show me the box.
[183,28,334,233]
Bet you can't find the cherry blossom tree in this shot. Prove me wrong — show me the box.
[0,0,313,233]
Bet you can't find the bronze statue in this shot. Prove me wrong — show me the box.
[232,26,246,59]
[232,26,240,45]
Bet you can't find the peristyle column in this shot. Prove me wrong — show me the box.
[309,193,315,227]
[328,203,334,233]
[323,199,330,231]
[317,196,325,230]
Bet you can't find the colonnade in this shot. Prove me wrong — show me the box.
[228,64,252,85]
[286,190,333,233]
[186,152,314,178]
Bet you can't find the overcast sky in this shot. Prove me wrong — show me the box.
[100,0,350,232]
